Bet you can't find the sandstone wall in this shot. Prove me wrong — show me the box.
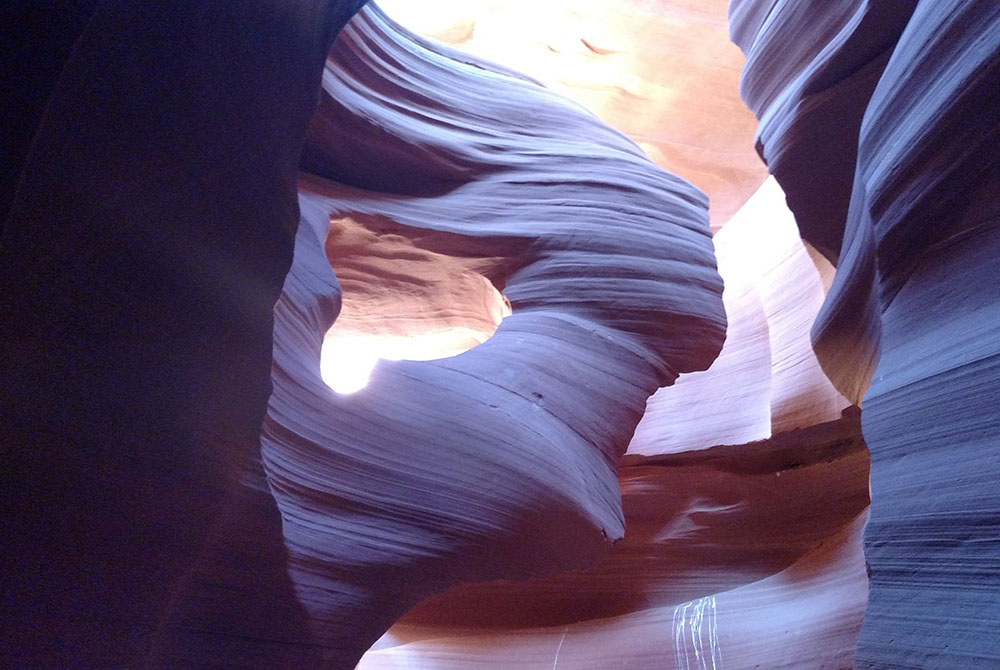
[732,1,1000,666]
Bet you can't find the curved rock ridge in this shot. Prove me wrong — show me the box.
[728,0,921,403]
[264,4,726,664]
[730,0,917,266]
[733,1,1000,667]
[364,516,868,670]
[357,411,870,669]
[629,177,849,458]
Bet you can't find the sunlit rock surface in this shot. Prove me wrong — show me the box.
[376,0,768,229]
[263,5,725,665]
[629,177,848,458]
[343,174,869,667]
[332,2,868,666]
[733,0,1000,667]
[366,517,869,670]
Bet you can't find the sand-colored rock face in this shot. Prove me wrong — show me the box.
[2,1,870,667]
[733,1,1000,667]
[319,212,512,393]
[376,0,768,228]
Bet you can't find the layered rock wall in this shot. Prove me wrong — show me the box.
[1,1,730,667]
[732,1,1000,666]
[9,0,993,666]
[314,9,871,666]
[265,6,726,663]
[374,0,769,229]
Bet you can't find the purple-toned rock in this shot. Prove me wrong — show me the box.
[733,1,1000,666]
[263,6,725,664]
[1,2,726,668]
[1,2,364,667]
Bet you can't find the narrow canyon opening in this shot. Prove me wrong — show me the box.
[5,0,997,668]
[320,213,512,394]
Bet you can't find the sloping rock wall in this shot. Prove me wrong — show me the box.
[732,1,1000,666]
[1,1,364,667]
[358,411,870,670]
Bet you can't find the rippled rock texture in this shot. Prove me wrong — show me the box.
[267,5,727,664]
[15,0,991,666]
[733,1,1000,667]
[323,3,869,666]
[344,171,868,669]
[358,411,869,670]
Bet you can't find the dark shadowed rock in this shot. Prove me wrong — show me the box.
[1,1,364,667]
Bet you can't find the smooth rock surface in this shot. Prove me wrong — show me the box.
[359,412,870,669]
[15,0,980,666]
[1,2,366,667]
[628,177,848,458]
[376,0,769,228]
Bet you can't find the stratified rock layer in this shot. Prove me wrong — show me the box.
[328,172,868,670]
[261,6,726,664]
[359,411,870,669]
[733,1,1000,667]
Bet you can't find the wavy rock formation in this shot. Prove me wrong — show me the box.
[23,0,994,666]
[339,4,869,665]
[364,519,868,670]
[357,411,869,669]
[261,6,726,664]
[730,0,916,267]
[2,1,744,666]
[629,177,848,458]
[733,1,1000,667]
[338,175,869,668]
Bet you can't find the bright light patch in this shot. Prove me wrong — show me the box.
[376,0,479,37]
[319,211,513,396]
[319,325,509,395]
[319,335,382,395]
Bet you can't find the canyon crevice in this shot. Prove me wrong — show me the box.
[2,1,997,669]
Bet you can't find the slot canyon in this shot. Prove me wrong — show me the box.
[1,1,997,668]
